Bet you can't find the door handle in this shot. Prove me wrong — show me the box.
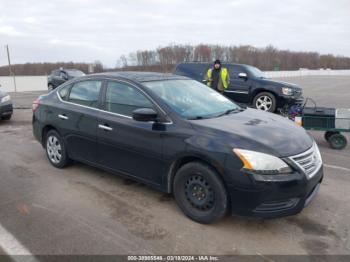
[98,124,113,131]
[58,114,69,120]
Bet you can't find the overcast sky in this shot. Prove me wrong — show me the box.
[0,0,349,67]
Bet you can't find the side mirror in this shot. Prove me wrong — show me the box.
[132,108,158,122]
[238,72,248,80]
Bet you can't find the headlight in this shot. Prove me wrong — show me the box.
[1,95,11,103]
[282,87,293,96]
[233,149,292,174]
[314,142,323,164]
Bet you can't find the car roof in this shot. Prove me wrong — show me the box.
[176,62,252,68]
[91,71,188,82]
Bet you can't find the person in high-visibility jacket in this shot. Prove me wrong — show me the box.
[205,59,230,93]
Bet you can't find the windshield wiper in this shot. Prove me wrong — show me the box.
[188,108,244,120]
[187,115,209,120]
[216,108,243,117]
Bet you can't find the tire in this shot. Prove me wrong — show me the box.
[324,131,339,141]
[45,129,70,168]
[173,162,228,224]
[328,133,347,150]
[253,92,277,112]
[1,114,12,120]
[48,84,54,91]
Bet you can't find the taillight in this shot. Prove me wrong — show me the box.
[32,99,41,112]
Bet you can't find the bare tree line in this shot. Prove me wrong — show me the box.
[1,44,349,76]
[118,44,350,72]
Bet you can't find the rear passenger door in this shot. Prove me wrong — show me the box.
[97,80,164,186]
[54,80,102,163]
[225,65,251,103]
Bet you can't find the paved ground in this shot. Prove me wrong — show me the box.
[0,76,349,256]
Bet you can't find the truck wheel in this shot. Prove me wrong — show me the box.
[173,162,227,224]
[253,92,276,112]
[324,131,339,141]
[1,115,12,120]
[328,133,347,150]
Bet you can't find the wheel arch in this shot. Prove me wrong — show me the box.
[165,154,226,194]
[251,88,278,103]
[41,125,60,146]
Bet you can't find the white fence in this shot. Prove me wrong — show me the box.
[0,76,47,92]
[1,70,350,92]
[264,69,350,78]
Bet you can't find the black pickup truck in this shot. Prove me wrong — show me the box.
[174,62,304,112]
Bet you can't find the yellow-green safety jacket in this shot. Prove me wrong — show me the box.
[206,68,230,91]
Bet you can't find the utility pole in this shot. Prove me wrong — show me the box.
[6,45,17,92]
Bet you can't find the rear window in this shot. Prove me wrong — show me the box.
[68,80,102,108]
[58,84,71,100]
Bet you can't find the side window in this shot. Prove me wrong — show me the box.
[105,81,154,117]
[68,81,102,108]
[227,65,246,79]
[59,71,68,79]
[58,84,72,101]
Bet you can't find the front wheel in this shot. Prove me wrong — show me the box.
[1,114,12,120]
[253,92,277,112]
[173,162,228,224]
[45,130,70,168]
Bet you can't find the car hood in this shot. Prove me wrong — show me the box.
[190,108,313,157]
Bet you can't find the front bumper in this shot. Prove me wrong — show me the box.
[278,94,304,106]
[0,101,13,117]
[227,167,323,218]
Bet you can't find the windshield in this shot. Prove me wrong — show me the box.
[66,70,85,77]
[143,79,240,119]
[246,66,265,78]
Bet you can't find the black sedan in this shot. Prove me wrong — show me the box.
[0,88,13,120]
[32,72,323,223]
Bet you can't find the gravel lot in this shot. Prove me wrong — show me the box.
[0,76,349,256]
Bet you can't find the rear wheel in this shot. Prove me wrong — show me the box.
[328,133,347,150]
[173,162,227,224]
[253,92,277,112]
[324,131,339,141]
[45,130,70,168]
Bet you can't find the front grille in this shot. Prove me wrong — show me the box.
[294,89,302,97]
[289,142,322,179]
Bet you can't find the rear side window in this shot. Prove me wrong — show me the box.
[58,84,71,100]
[68,80,102,108]
[104,81,154,117]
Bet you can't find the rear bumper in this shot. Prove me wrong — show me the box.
[0,102,13,117]
[227,167,323,218]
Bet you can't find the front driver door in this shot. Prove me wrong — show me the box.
[97,80,164,186]
[224,65,251,103]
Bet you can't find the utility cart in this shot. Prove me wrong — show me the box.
[290,99,350,150]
